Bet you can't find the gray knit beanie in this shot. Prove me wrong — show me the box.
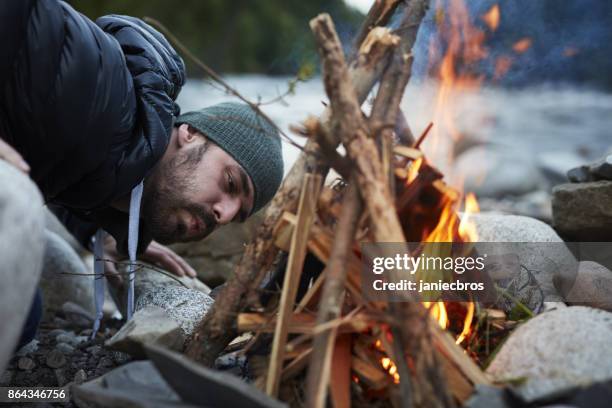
[176,102,284,214]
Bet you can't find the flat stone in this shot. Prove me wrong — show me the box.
[106,306,185,358]
[72,361,195,408]
[486,306,612,402]
[552,181,612,240]
[0,161,46,373]
[46,349,67,369]
[146,344,287,408]
[471,213,576,312]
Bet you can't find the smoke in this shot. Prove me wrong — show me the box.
[411,0,612,89]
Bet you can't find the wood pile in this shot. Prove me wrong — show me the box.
[185,1,501,407]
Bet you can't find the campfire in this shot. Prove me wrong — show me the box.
[184,1,546,407]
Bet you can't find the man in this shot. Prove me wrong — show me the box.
[0,0,283,353]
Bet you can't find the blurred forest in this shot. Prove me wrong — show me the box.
[67,0,363,76]
[68,0,612,90]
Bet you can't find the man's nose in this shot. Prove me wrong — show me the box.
[212,195,241,225]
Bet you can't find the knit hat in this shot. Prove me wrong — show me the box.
[176,102,284,214]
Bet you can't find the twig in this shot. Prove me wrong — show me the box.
[414,122,434,149]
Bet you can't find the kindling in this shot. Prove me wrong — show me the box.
[372,253,486,275]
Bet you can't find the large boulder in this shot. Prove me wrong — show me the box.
[552,180,612,241]
[471,213,576,312]
[486,306,612,402]
[38,230,95,320]
[0,161,46,372]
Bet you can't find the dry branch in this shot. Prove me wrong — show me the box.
[266,174,322,397]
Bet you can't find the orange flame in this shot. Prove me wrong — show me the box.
[481,4,500,31]
[512,38,532,54]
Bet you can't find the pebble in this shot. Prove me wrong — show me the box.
[46,349,66,369]
[17,357,36,371]
[55,342,75,354]
[85,345,102,356]
[56,333,76,345]
[73,369,87,384]
[97,356,114,369]
[48,329,67,338]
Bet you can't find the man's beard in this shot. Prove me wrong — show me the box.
[141,144,216,244]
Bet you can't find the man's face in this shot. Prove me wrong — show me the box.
[142,125,254,244]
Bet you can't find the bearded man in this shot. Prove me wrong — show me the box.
[0,0,283,366]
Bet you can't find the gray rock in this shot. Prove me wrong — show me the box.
[106,306,185,358]
[17,357,36,371]
[486,306,612,402]
[135,286,214,337]
[46,349,67,369]
[0,161,46,373]
[567,154,612,182]
[552,181,612,240]
[562,261,612,311]
[56,332,87,347]
[454,145,546,198]
[147,344,287,408]
[73,369,87,384]
[39,230,95,320]
[44,207,84,254]
[472,213,576,312]
[55,342,75,354]
[72,361,195,408]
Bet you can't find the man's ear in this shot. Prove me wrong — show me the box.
[176,124,200,148]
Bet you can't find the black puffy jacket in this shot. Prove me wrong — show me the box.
[0,0,185,249]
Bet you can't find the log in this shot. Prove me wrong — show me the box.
[186,1,405,366]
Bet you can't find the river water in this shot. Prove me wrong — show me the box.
[177,75,612,185]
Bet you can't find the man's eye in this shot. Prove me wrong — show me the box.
[227,172,235,193]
